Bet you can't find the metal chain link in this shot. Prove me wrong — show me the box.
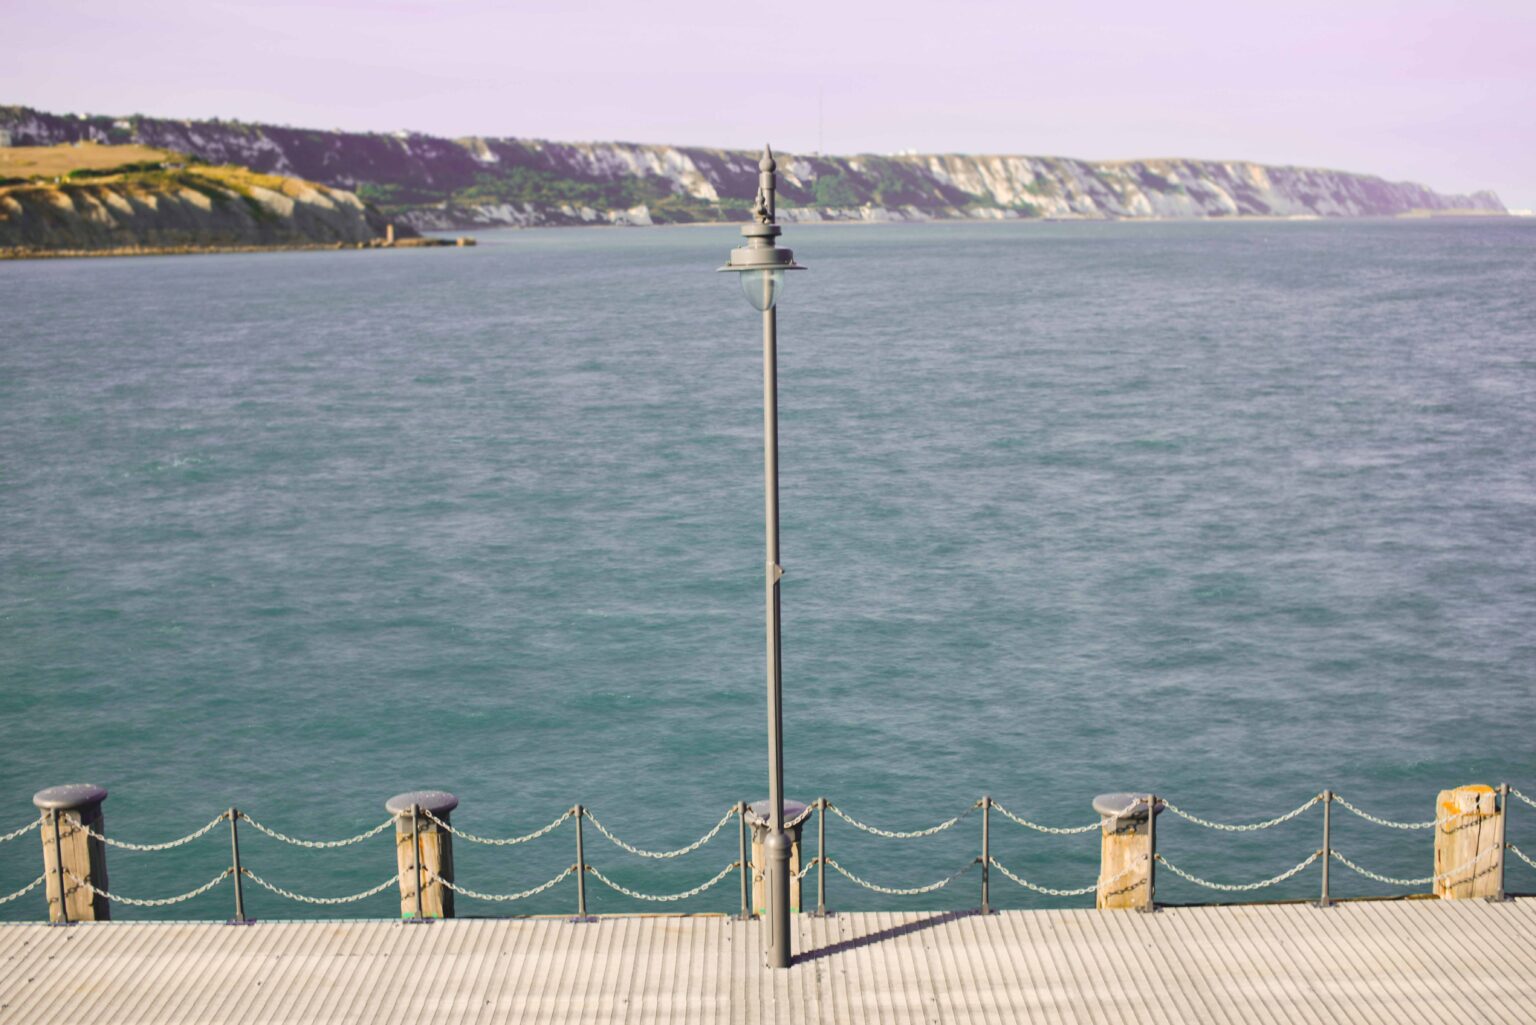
[240,868,397,905]
[988,801,1102,835]
[787,804,814,828]
[1155,850,1321,892]
[1508,844,1536,871]
[238,814,394,849]
[822,856,975,896]
[1325,850,1431,887]
[1162,795,1321,832]
[1329,844,1499,888]
[0,816,42,845]
[428,866,575,903]
[1332,796,1441,830]
[987,854,1135,897]
[81,814,226,851]
[0,875,45,906]
[585,862,739,903]
[421,808,569,847]
[583,807,734,859]
[1511,787,1536,811]
[826,800,979,839]
[68,869,230,907]
[794,858,819,881]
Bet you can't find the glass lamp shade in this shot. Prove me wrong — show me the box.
[739,268,786,311]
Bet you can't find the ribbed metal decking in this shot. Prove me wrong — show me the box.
[2,899,1532,1024]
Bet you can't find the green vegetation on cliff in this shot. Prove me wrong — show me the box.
[0,144,406,256]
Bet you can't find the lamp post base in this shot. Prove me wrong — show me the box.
[763,829,792,969]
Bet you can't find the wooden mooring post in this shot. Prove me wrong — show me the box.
[747,800,806,916]
[33,784,110,923]
[386,791,457,920]
[1094,792,1162,911]
[1434,784,1503,900]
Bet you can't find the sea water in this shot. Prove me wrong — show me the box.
[1,219,1533,920]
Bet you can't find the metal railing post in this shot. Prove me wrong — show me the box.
[981,796,991,915]
[737,802,751,919]
[1493,782,1509,903]
[574,805,590,921]
[815,797,827,916]
[228,808,248,924]
[51,808,68,925]
[411,804,425,921]
[1140,793,1157,913]
[1319,790,1332,908]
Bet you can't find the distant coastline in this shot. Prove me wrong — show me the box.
[1,105,1505,237]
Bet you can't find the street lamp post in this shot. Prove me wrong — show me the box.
[720,145,804,969]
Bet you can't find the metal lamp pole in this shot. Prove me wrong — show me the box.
[720,145,804,969]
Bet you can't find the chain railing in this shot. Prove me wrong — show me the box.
[826,800,979,840]
[241,869,398,906]
[1155,851,1323,892]
[68,869,231,908]
[421,808,570,847]
[584,807,734,859]
[586,862,740,903]
[824,856,976,896]
[0,875,45,906]
[1328,844,1500,889]
[3,784,1532,921]
[987,855,1112,897]
[1163,796,1321,832]
[0,816,41,845]
[237,815,394,849]
[431,866,576,903]
[1331,796,1439,830]
[989,801,1102,835]
[81,814,226,851]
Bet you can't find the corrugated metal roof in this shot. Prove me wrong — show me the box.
[1,899,1532,1024]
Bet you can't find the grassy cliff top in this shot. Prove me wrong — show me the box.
[0,143,334,199]
[0,142,177,177]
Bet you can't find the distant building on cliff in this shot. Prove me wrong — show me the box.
[0,128,12,147]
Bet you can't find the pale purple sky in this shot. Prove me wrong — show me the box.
[4,0,1533,208]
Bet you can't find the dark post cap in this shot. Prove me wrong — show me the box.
[385,791,459,816]
[33,784,109,811]
[745,799,808,827]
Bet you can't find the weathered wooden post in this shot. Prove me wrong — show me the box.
[747,799,806,916]
[1094,793,1161,911]
[1492,783,1510,902]
[33,785,110,923]
[385,791,457,919]
[1433,784,1502,900]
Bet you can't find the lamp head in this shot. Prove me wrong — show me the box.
[718,144,804,310]
[719,223,804,311]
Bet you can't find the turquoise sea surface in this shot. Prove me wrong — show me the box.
[1,219,1533,920]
